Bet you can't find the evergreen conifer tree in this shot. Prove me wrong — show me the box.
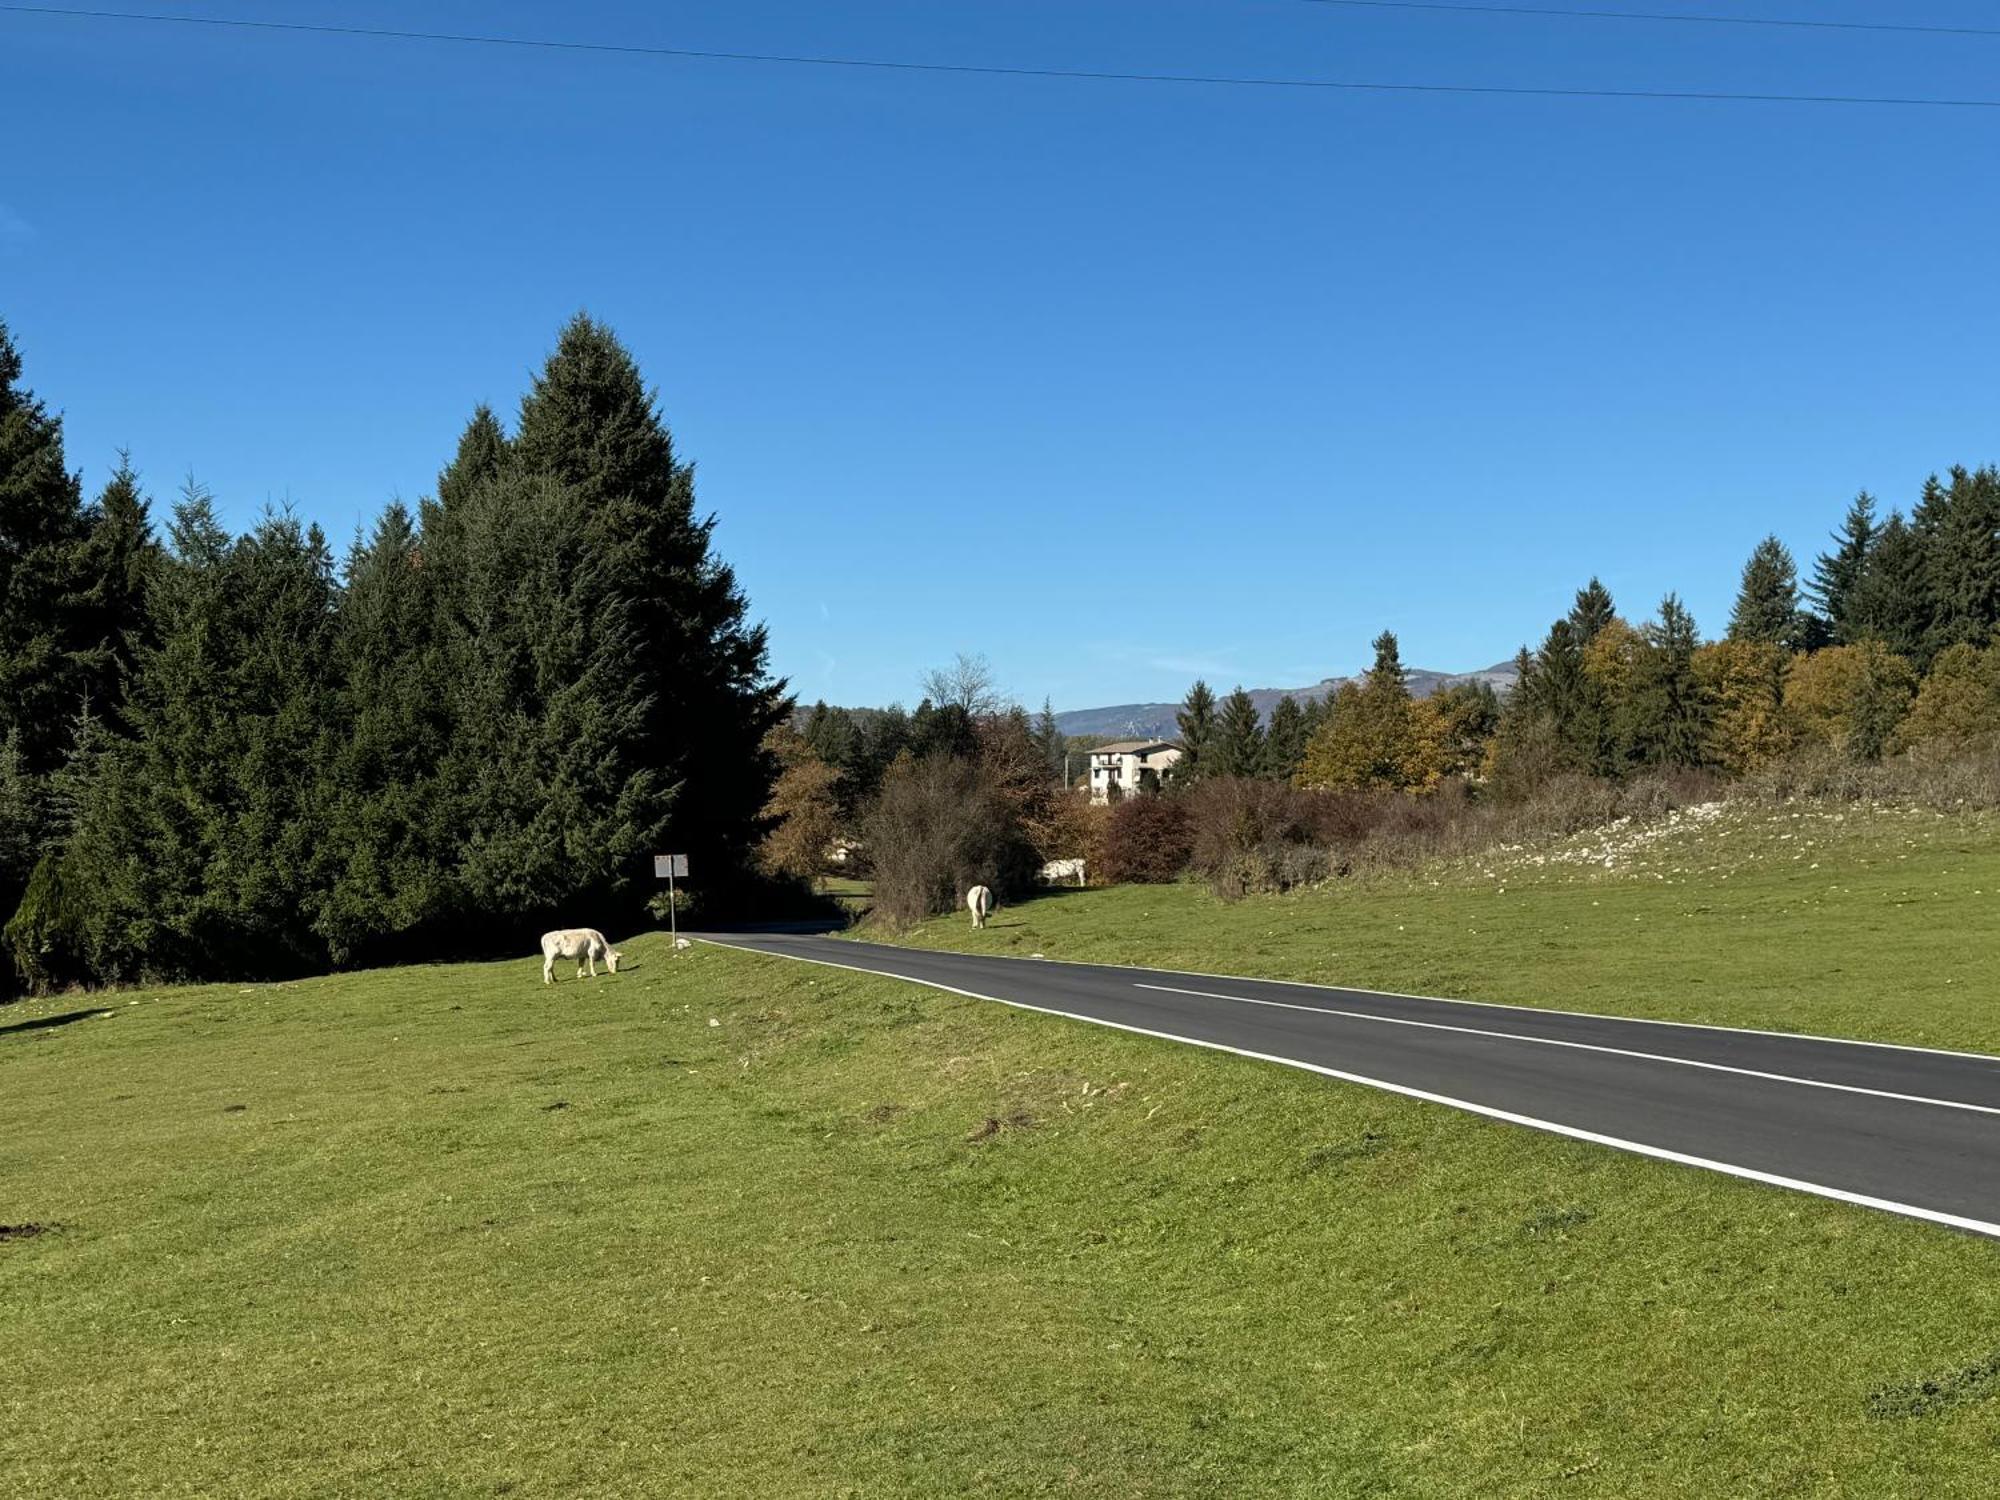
[1808,492,1877,644]
[1567,578,1616,644]
[66,453,157,734]
[1262,694,1310,781]
[1622,595,1710,768]
[509,315,786,903]
[1365,631,1409,699]
[1727,535,1804,648]
[435,404,509,515]
[1211,687,1265,779]
[1174,679,1217,782]
[1033,698,1065,785]
[316,503,455,964]
[0,319,91,776]
[1917,465,2000,661]
[1844,513,1931,661]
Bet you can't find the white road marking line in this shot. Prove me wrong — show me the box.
[699,937,2000,1241]
[1133,983,2000,1118]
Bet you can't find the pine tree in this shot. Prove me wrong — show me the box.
[62,493,343,978]
[509,315,787,904]
[1622,595,1710,768]
[0,319,91,776]
[1728,535,1804,648]
[1211,687,1265,779]
[1844,513,1931,661]
[1918,465,2000,661]
[1174,679,1217,782]
[1567,578,1616,644]
[435,403,509,515]
[1808,492,1877,644]
[1033,698,1066,785]
[423,465,663,942]
[316,502,454,964]
[1262,694,1310,781]
[66,453,158,734]
[1365,631,1409,699]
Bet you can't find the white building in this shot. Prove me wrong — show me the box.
[1087,740,1182,805]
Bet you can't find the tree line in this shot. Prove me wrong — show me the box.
[1160,466,2000,799]
[0,315,785,991]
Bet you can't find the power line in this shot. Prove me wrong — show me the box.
[1294,1,2000,41]
[6,4,2000,110]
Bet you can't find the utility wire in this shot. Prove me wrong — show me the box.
[5,4,2000,110]
[1293,1,2000,42]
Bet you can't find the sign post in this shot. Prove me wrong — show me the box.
[654,854,689,949]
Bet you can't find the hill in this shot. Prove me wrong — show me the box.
[1053,660,1518,740]
[7,801,2000,1494]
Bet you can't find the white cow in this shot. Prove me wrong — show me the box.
[967,885,994,929]
[541,928,622,984]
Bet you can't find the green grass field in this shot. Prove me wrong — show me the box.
[5,801,2000,1495]
[883,801,2000,1053]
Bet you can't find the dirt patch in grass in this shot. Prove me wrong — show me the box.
[0,1222,59,1243]
[966,1110,1037,1142]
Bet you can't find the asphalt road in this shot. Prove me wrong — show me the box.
[702,932,2000,1239]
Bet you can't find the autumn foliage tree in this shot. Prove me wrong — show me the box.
[756,726,841,886]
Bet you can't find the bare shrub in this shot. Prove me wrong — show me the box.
[1186,779,1326,900]
[862,754,1036,927]
[1097,796,1193,884]
[1734,742,2000,812]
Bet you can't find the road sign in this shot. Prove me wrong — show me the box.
[655,854,689,949]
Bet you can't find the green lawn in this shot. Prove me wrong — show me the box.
[6,803,2000,1494]
[882,801,2000,1053]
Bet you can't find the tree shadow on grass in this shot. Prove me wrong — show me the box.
[0,1008,112,1038]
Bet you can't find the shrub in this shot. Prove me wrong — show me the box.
[862,754,1036,927]
[4,852,89,994]
[1185,778,1327,900]
[1097,795,1193,884]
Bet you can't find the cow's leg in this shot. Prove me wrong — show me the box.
[544,956,555,985]
[587,953,598,978]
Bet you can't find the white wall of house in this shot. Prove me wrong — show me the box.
[1087,742,1182,805]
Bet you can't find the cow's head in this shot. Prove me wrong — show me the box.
[606,948,622,974]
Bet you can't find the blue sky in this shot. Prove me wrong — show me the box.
[5,1,1998,711]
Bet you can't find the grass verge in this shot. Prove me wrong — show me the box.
[877,802,2000,1052]
[5,918,2000,1495]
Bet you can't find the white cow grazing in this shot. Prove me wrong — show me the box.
[541,928,622,984]
[967,885,994,929]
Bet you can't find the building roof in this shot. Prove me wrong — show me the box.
[1092,739,1178,755]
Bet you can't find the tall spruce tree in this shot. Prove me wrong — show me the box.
[1262,694,1310,781]
[1622,594,1709,768]
[435,404,509,516]
[509,315,787,904]
[1211,687,1265,778]
[1808,492,1877,644]
[64,494,342,978]
[423,463,663,943]
[1174,679,1217,782]
[1917,465,2000,662]
[0,319,91,777]
[317,503,454,964]
[66,453,157,734]
[1365,631,1409,698]
[1844,513,1930,661]
[1567,578,1616,644]
[1727,535,1803,648]
[1033,697,1066,785]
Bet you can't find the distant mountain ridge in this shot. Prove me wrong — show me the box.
[1053,662,1519,742]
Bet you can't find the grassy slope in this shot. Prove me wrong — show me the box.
[881,802,2000,1053]
[3,906,2000,1495]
